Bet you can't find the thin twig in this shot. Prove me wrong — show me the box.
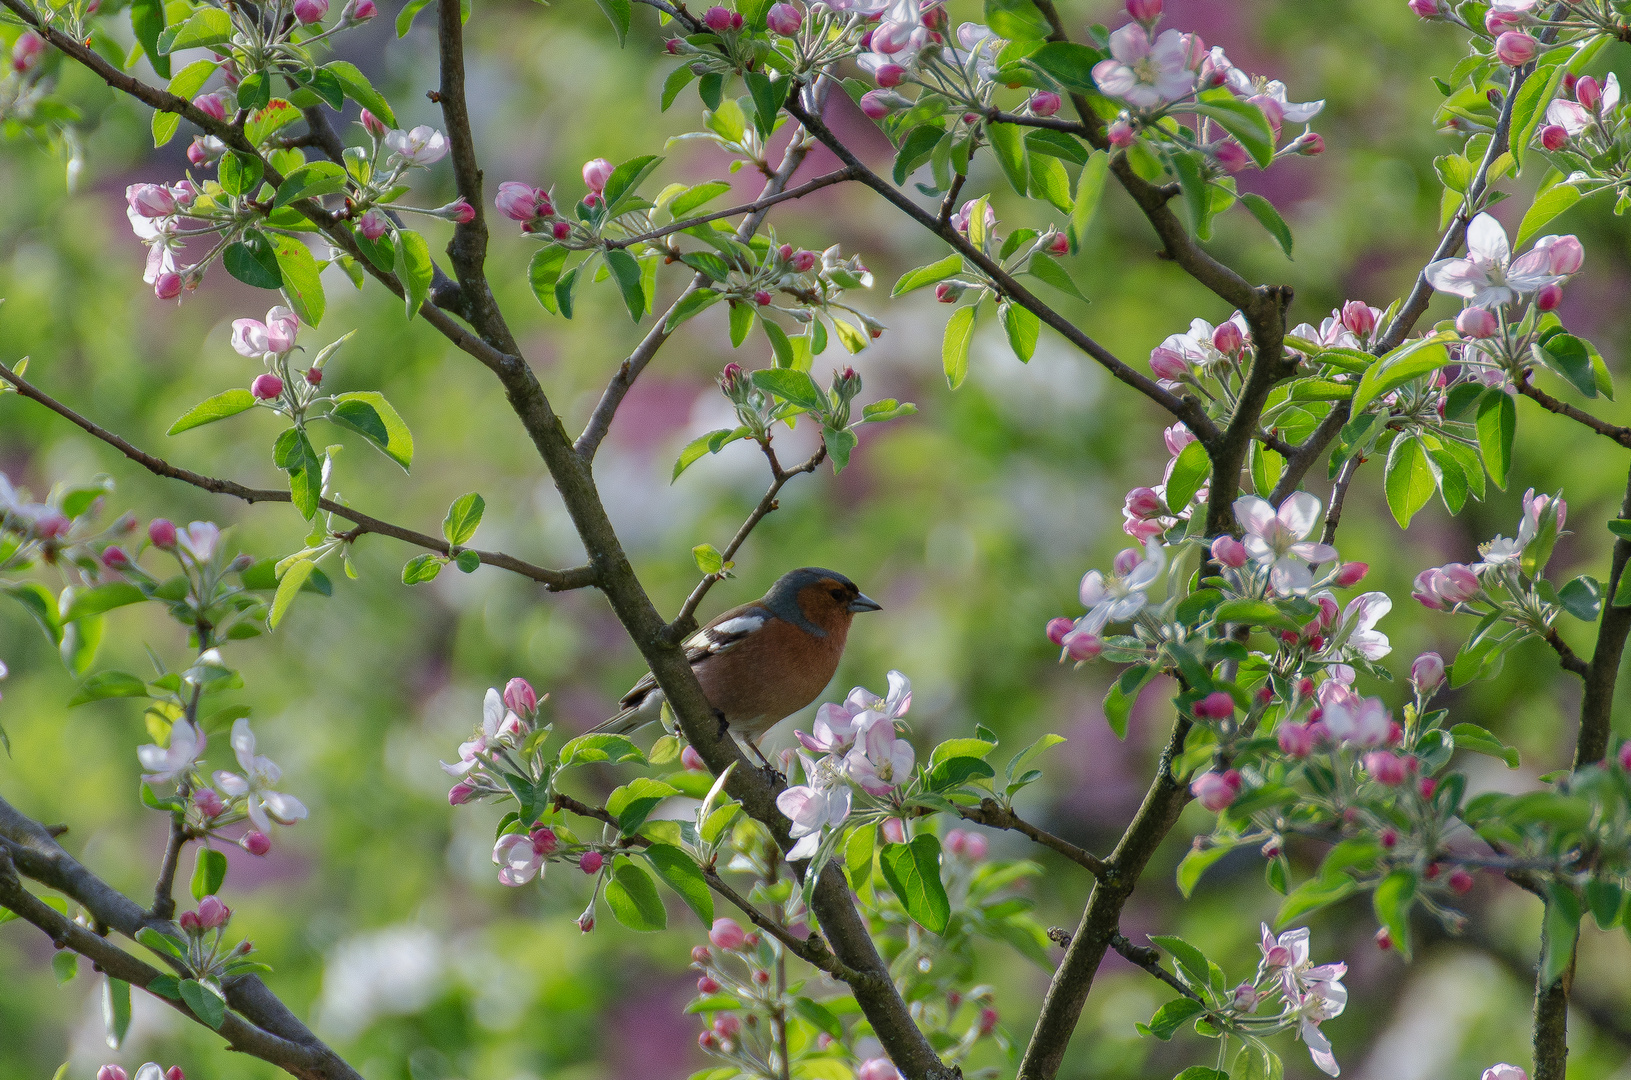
[666,440,828,641]
[0,363,595,591]
[1320,457,1359,546]
[607,167,859,249]
[1109,934,1204,1003]
[959,799,1108,880]
[1516,376,1631,448]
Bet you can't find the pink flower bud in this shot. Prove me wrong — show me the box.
[1562,72,1578,96]
[1484,10,1522,34]
[154,272,184,300]
[1045,616,1073,645]
[934,281,964,304]
[495,181,547,222]
[860,90,894,119]
[1334,561,1369,586]
[1111,547,1141,575]
[1456,307,1498,339]
[1375,926,1392,950]
[874,63,907,88]
[1448,868,1474,895]
[1210,535,1249,568]
[166,1069,183,1080]
[766,2,802,34]
[1545,234,1583,275]
[729,10,743,28]
[582,157,614,193]
[697,975,721,993]
[194,788,225,817]
[681,745,706,771]
[703,5,733,30]
[197,895,231,928]
[344,0,378,19]
[448,783,475,805]
[100,546,131,569]
[880,816,907,844]
[977,1007,999,1036]
[858,1060,899,1080]
[357,209,390,240]
[1535,282,1563,311]
[1294,132,1325,156]
[963,832,987,860]
[194,93,227,121]
[1419,776,1438,799]
[1362,750,1411,786]
[1061,629,1101,661]
[1108,119,1135,148]
[298,368,320,389]
[529,826,559,856]
[1045,231,1070,256]
[1231,983,1259,1012]
[1149,346,1188,380]
[251,374,284,401]
[244,831,272,856]
[1125,0,1161,20]
[98,1067,128,1080]
[1539,124,1568,152]
[1124,487,1166,520]
[440,197,476,224]
[552,220,570,240]
[360,109,388,137]
[710,917,747,950]
[1191,770,1241,811]
[128,183,178,218]
[293,0,328,23]
[1193,691,1235,720]
[1379,827,1397,848]
[179,911,201,931]
[10,30,44,72]
[1576,75,1602,111]
[691,945,712,965]
[187,138,211,166]
[1212,320,1244,355]
[752,968,770,985]
[789,249,818,273]
[503,677,537,716]
[1029,91,1062,117]
[944,829,967,855]
[748,289,771,307]
[149,519,178,548]
[580,851,604,874]
[1277,721,1317,758]
[1494,31,1537,67]
[665,37,683,53]
[698,1031,718,1051]
[1408,0,1439,15]
[1410,651,1445,695]
[1213,140,1249,173]
[1340,300,1375,336]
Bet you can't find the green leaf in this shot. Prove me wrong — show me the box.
[395,0,433,35]
[272,427,322,518]
[745,70,790,138]
[273,162,348,210]
[1373,868,1417,960]
[190,847,228,900]
[1176,843,1233,898]
[1240,193,1293,258]
[1166,440,1210,512]
[271,236,325,327]
[156,8,232,53]
[401,554,442,584]
[1070,150,1110,250]
[1026,253,1087,300]
[1149,934,1217,991]
[1030,41,1105,92]
[593,0,631,42]
[326,61,396,127]
[603,155,664,214]
[669,181,733,217]
[693,543,725,574]
[1212,599,1301,632]
[1537,335,1597,398]
[878,835,950,934]
[223,230,282,290]
[1000,302,1040,362]
[604,248,647,322]
[1540,884,1580,986]
[1518,183,1582,248]
[751,368,823,411]
[664,287,723,331]
[1351,338,1453,416]
[1476,387,1515,489]
[155,60,217,146]
[558,733,646,767]
[1144,997,1205,1040]
[53,951,78,984]
[102,979,132,1049]
[442,493,485,546]
[130,0,170,78]
[1172,150,1212,239]
[270,559,314,629]
[643,843,714,925]
[62,583,147,622]
[455,550,480,573]
[893,254,963,296]
[219,150,265,198]
[728,301,755,348]
[942,306,976,389]
[333,391,413,470]
[168,389,257,435]
[394,229,434,321]
[67,671,149,706]
[605,856,667,931]
[1448,723,1520,768]
[986,123,1029,195]
[1028,153,1073,212]
[1510,60,1567,174]
[1558,576,1602,621]
[1104,663,1154,739]
[984,0,1051,40]
[528,245,569,314]
[1194,94,1275,168]
[1384,435,1439,528]
[179,978,227,1029]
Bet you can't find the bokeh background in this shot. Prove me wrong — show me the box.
[4,1,1631,1077]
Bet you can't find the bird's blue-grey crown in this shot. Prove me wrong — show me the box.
[760,567,876,637]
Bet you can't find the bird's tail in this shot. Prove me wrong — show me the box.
[589,689,664,735]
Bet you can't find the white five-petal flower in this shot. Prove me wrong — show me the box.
[385,126,449,166]
[776,753,853,860]
[138,720,206,785]
[1424,213,1574,309]
[1091,25,1199,108]
[1077,538,1166,634]
[213,718,309,832]
[1235,493,1337,594]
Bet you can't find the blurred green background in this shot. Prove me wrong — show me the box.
[4,1,1631,1077]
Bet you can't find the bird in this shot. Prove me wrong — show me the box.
[594,567,881,765]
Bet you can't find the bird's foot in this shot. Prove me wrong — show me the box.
[713,709,729,741]
[747,741,784,786]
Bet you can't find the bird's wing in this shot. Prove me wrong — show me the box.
[614,603,771,711]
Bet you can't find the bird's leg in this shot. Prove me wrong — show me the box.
[747,737,783,785]
[713,708,730,741]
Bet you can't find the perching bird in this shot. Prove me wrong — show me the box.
[595,567,881,761]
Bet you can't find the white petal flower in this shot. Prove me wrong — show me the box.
[215,719,308,832]
[1235,493,1335,595]
[1091,26,1198,108]
[385,126,449,166]
[138,721,205,785]
[1425,212,1575,308]
[1077,538,1164,633]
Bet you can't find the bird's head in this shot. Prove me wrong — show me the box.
[765,567,881,638]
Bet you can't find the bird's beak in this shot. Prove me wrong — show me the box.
[848,593,882,613]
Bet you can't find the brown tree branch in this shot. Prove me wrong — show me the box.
[0,363,594,590]
[957,799,1108,880]
[607,167,859,250]
[1109,933,1203,1002]
[1516,376,1631,448]
[1578,466,1631,766]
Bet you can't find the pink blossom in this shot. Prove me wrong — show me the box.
[1077,538,1164,633]
[1536,282,1563,310]
[98,1067,128,1080]
[1449,869,1474,894]
[860,90,894,119]
[1408,0,1440,16]
[195,788,225,817]
[1045,231,1069,255]
[789,249,819,273]
[777,757,853,860]
[1150,346,1189,380]
[1211,535,1249,568]
[1362,750,1412,785]
[1213,140,1249,173]
[1410,651,1445,695]
[1235,492,1336,594]
[703,5,733,30]
[1030,91,1062,116]
[858,1060,900,1080]
[1124,487,1166,519]
[194,93,227,121]
[1294,132,1325,155]
[881,816,906,843]
[1334,561,1368,586]
[232,306,300,357]
[448,783,475,804]
[580,850,604,873]
[844,715,915,794]
[1061,629,1102,661]
[796,670,909,754]
[1046,616,1073,644]
[1340,300,1375,337]
[1576,75,1603,110]
[244,831,272,856]
[1192,690,1235,720]
[1191,769,1241,811]
[495,181,550,222]
[1494,31,1537,66]
[1457,307,1498,339]
[1232,983,1260,1012]
[1483,1064,1528,1080]
[1539,124,1568,151]
[343,0,378,20]
[766,2,802,34]
[149,518,178,548]
[1277,721,1318,758]
[358,210,390,240]
[1108,119,1135,147]
[1164,423,1196,456]
[293,0,328,22]
[196,895,231,928]
[874,63,907,87]
[360,109,388,137]
[710,917,747,950]
[127,183,179,218]
[10,30,44,72]
[1092,25,1197,108]
[384,125,448,166]
[1427,213,1575,308]
[493,826,555,886]
[1323,695,1392,748]
[977,1006,999,1035]
[251,374,284,401]
[1126,0,1161,20]
[951,198,996,235]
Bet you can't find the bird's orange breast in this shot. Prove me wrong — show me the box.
[693,616,850,731]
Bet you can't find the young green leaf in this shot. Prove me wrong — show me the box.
[878,835,950,934]
[190,847,228,900]
[942,306,977,389]
[605,856,667,931]
[443,493,485,546]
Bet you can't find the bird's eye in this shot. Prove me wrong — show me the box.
[829,588,847,601]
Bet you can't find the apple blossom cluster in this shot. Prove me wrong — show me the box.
[139,714,309,857]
